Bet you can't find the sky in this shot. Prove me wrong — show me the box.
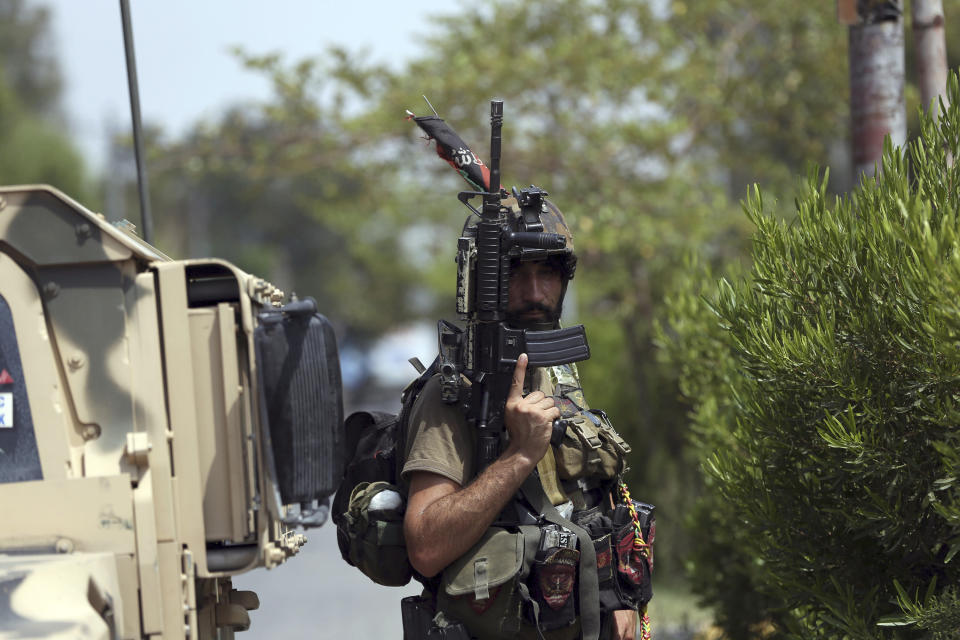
[37,0,446,172]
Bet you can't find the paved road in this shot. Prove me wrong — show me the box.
[235,385,420,638]
[235,518,421,638]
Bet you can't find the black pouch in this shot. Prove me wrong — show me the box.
[593,533,623,613]
[529,546,579,631]
[573,507,624,615]
[610,501,654,607]
[401,596,436,640]
[401,596,471,640]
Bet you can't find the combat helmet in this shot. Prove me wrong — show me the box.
[461,185,577,281]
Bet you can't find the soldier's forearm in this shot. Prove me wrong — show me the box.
[405,448,538,578]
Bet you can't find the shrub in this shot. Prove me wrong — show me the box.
[661,71,960,639]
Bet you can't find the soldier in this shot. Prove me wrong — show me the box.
[401,199,649,640]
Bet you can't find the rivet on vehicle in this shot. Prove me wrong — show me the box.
[55,538,75,554]
[43,281,60,298]
[82,424,101,441]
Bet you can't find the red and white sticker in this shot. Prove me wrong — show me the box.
[0,393,12,428]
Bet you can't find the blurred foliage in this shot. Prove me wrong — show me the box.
[4,0,958,630]
[128,0,957,602]
[143,51,424,343]
[364,0,852,583]
[143,0,862,581]
[661,72,960,638]
[0,0,61,116]
[0,0,88,198]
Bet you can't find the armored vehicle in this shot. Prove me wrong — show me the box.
[0,185,344,639]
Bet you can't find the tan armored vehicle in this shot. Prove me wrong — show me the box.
[0,185,344,639]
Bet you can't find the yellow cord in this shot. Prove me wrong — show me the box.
[620,482,653,639]
[640,610,652,640]
[618,482,651,557]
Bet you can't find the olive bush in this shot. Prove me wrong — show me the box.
[660,72,960,639]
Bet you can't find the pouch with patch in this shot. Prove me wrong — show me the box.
[611,502,655,606]
[438,528,527,639]
[529,545,579,631]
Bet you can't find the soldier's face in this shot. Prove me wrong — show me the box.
[507,260,564,327]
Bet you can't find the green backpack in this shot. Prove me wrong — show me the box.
[332,359,436,586]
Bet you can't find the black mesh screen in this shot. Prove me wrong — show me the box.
[255,300,344,504]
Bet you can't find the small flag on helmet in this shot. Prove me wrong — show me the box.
[407,105,493,192]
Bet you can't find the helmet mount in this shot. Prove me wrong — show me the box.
[458,185,577,283]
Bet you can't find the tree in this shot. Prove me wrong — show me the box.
[0,0,61,117]
[361,0,856,581]
[141,0,948,590]
[144,51,423,344]
[661,71,960,638]
[139,0,868,584]
[0,0,88,199]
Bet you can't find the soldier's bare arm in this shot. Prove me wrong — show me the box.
[404,354,559,578]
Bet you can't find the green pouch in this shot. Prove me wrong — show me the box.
[555,416,621,480]
[592,410,630,477]
[439,527,527,638]
[343,480,412,587]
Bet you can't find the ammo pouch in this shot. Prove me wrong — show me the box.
[438,526,584,640]
[575,503,655,612]
[612,502,654,606]
[528,529,579,632]
[340,480,412,587]
[554,410,631,482]
[438,527,530,639]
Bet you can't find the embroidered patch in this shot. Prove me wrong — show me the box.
[539,548,578,610]
[616,530,643,586]
[554,396,579,418]
[596,545,612,570]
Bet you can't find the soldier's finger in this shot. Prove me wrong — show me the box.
[509,353,529,401]
[534,396,555,410]
[524,390,546,403]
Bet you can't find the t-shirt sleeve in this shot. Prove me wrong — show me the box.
[401,376,475,487]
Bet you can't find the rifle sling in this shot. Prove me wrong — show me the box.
[520,474,601,640]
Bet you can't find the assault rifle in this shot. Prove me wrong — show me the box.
[415,100,590,472]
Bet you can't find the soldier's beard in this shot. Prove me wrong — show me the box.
[506,301,563,331]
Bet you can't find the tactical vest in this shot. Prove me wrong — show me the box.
[431,364,654,640]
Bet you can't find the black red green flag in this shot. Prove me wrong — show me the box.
[409,113,492,192]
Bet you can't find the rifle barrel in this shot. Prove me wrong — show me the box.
[488,100,503,197]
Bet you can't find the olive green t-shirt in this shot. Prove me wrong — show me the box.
[401,369,552,487]
[400,368,626,640]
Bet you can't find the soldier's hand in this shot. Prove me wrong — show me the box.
[504,353,559,462]
[611,610,637,640]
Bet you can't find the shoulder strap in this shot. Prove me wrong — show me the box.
[520,475,601,640]
[395,356,442,479]
[535,447,568,506]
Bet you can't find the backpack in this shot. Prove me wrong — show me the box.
[332,358,437,587]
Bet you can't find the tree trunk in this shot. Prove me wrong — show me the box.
[911,0,949,116]
[849,1,907,179]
